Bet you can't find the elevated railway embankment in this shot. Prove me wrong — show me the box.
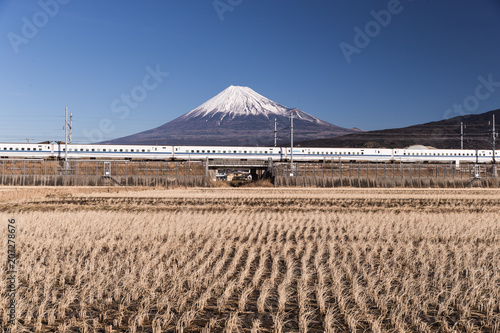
[0,159,498,187]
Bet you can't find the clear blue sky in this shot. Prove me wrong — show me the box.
[1,0,500,143]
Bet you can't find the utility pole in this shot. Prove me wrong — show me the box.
[274,118,277,147]
[69,112,73,143]
[64,106,70,172]
[493,114,496,165]
[290,112,293,162]
[461,122,464,149]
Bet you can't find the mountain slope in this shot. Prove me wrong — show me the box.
[103,86,358,146]
[297,109,499,150]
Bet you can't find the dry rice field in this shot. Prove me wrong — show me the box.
[1,187,499,332]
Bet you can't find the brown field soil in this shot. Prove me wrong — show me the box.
[0,187,499,332]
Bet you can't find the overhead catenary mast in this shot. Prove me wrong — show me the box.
[69,111,73,144]
[64,106,72,172]
[274,118,277,147]
[290,111,294,170]
[493,114,496,165]
[461,122,465,149]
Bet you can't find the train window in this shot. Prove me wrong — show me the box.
[10,148,13,150]
[244,151,247,153]
[39,148,42,151]
[162,147,166,149]
[86,149,89,151]
[125,149,128,152]
[27,148,31,151]
[21,148,24,150]
[119,149,123,152]
[223,151,226,153]
[234,150,237,153]
[264,151,267,154]
[201,150,205,153]
[147,150,151,152]
[142,149,146,152]
[212,150,216,153]
[131,149,134,152]
[361,152,364,155]
[80,149,84,151]
[92,149,95,152]
[217,150,221,153]
[197,150,200,153]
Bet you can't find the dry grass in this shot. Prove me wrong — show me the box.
[1,187,499,332]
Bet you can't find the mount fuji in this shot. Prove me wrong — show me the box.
[104,86,360,146]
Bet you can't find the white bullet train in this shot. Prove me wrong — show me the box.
[0,142,497,163]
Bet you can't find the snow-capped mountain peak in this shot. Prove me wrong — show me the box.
[180,85,291,121]
[102,85,359,146]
